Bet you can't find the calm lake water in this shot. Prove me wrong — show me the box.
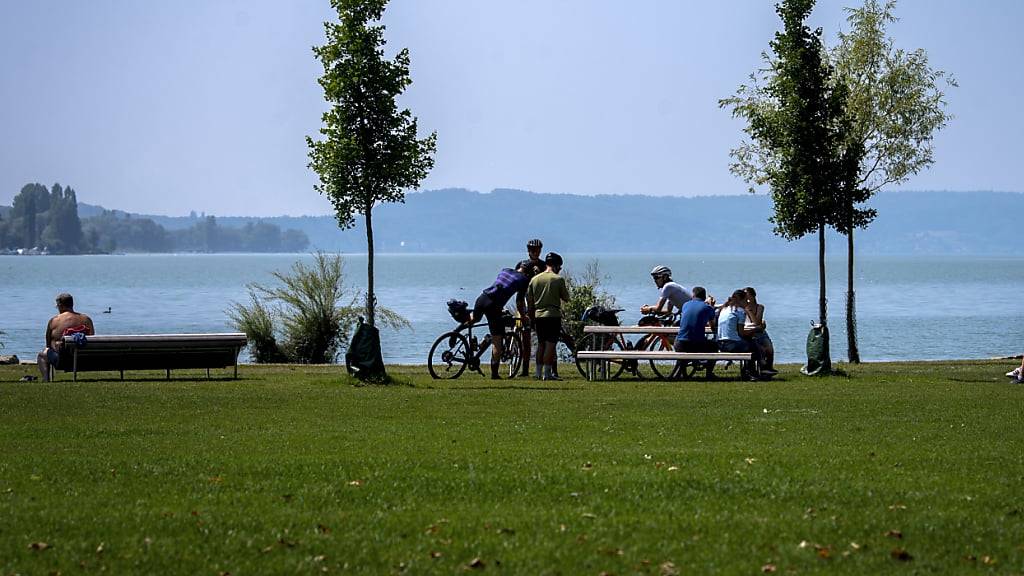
[1,253,1022,365]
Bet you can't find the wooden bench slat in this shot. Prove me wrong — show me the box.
[576,351,751,361]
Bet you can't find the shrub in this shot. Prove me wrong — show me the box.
[561,260,617,357]
[230,252,408,364]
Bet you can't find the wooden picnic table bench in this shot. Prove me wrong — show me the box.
[55,333,248,381]
[578,325,752,381]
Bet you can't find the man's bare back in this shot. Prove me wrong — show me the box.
[38,293,95,381]
[46,311,95,350]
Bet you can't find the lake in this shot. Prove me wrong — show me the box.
[1,253,1022,366]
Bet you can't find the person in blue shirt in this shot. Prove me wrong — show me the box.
[717,289,762,380]
[470,261,532,379]
[675,286,717,353]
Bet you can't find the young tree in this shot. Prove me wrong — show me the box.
[720,0,866,373]
[832,0,955,362]
[307,0,436,327]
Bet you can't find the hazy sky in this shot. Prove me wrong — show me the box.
[2,1,1021,216]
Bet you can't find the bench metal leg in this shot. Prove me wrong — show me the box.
[120,369,124,380]
[166,369,170,380]
[73,349,78,382]
[207,368,211,379]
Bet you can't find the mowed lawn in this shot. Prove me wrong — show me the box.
[1,360,1022,575]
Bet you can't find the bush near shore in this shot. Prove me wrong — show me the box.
[1,360,1021,574]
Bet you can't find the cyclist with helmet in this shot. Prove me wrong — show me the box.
[527,252,570,381]
[519,238,545,376]
[640,265,691,318]
[470,260,534,379]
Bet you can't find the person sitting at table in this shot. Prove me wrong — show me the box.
[675,286,718,354]
[641,265,691,320]
[717,289,761,380]
[743,286,777,376]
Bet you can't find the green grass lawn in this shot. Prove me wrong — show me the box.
[1,360,1022,575]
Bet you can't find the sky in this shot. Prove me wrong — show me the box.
[1,1,1022,217]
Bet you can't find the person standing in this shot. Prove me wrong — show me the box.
[520,238,545,376]
[469,261,532,379]
[527,252,569,381]
[641,265,691,319]
[37,292,95,381]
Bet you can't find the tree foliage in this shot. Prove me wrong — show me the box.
[834,0,956,195]
[721,0,866,241]
[307,0,436,326]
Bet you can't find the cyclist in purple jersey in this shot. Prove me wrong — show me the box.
[470,260,533,379]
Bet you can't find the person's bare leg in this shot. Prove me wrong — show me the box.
[490,339,503,379]
[37,350,51,382]
[542,341,558,379]
[520,330,531,377]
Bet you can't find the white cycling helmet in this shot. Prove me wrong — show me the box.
[650,265,671,278]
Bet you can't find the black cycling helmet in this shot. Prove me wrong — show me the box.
[544,252,563,267]
[516,259,537,278]
[526,238,543,249]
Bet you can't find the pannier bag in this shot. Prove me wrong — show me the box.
[447,299,471,323]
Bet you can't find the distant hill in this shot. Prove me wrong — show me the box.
[9,189,1024,254]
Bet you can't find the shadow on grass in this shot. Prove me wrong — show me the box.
[447,385,585,391]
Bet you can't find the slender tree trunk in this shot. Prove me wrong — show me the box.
[846,229,860,363]
[818,224,827,326]
[365,204,376,327]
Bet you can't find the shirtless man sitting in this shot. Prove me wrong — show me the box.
[38,292,95,381]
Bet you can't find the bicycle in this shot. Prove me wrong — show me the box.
[572,306,642,379]
[634,311,722,380]
[428,310,522,379]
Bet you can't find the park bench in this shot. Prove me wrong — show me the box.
[577,325,753,381]
[54,333,248,381]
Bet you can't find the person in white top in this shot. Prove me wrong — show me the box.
[640,265,691,318]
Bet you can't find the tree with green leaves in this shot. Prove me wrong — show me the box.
[832,0,955,362]
[721,0,865,373]
[307,0,436,327]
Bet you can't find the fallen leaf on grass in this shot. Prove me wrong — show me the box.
[659,561,679,576]
[581,512,597,519]
[95,542,105,554]
[599,547,623,557]
[981,555,996,565]
[313,555,326,563]
[208,475,223,484]
[888,503,907,510]
[761,563,777,573]
[582,462,593,469]
[29,541,50,551]
[745,458,757,465]
[465,557,485,570]
[890,548,912,561]
[430,551,443,559]
[347,480,363,487]
[666,466,679,472]
[317,524,331,534]
[849,542,861,550]
[815,545,832,560]
[884,529,903,539]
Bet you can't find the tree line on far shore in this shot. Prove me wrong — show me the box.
[0,183,309,254]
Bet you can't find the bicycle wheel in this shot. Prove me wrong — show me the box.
[642,333,678,380]
[574,333,629,379]
[502,332,522,378]
[428,331,470,379]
